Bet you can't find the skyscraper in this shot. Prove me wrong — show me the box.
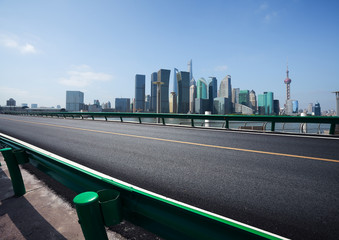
[232,88,240,105]
[177,71,190,113]
[169,92,177,113]
[208,77,218,112]
[239,90,249,107]
[189,84,196,113]
[157,69,171,113]
[188,59,193,83]
[173,68,179,95]
[249,90,257,112]
[314,102,321,116]
[219,75,232,99]
[333,91,339,116]
[258,92,274,115]
[150,72,157,112]
[66,91,84,111]
[197,78,208,99]
[135,74,145,112]
[115,98,130,112]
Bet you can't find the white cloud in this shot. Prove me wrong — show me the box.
[59,66,113,87]
[0,35,37,54]
[214,65,228,72]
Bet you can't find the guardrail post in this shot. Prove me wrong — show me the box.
[104,116,107,121]
[73,192,108,240]
[0,148,26,197]
[162,118,165,125]
[92,116,95,120]
[138,117,142,124]
[271,121,275,132]
[329,123,335,135]
[191,119,194,127]
[120,117,123,122]
[225,120,229,129]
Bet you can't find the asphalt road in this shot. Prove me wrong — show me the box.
[0,115,338,239]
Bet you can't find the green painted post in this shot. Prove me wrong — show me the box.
[329,123,335,135]
[120,117,123,122]
[138,117,142,124]
[225,120,229,129]
[162,118,165,125]
[0,148,26,197]
[271,121,276,132]
[191,119,195,127]
[73,192,108,240]
[104,116,107,121]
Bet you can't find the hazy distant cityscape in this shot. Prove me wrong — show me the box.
[1,60,338,117]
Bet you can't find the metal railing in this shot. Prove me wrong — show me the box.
[0,133,287,240]
[4,111,339,135]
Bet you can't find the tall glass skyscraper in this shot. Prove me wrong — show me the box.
[258,92,274,115]
[115,98,130,112]
[177,71,190,113]
[219,75,232,110]
[135,74,145,112]
[150,72,157,112]
[173,68,179,95]
[157,69,171,113]
[208,77,218,112]
[66,91,84,112]
[239,90,250,107]
[197,78,208,99]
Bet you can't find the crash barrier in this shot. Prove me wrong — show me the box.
[4,111,339,135]
[0,133,288,240]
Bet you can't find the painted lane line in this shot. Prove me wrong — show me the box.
[1,117,339,163]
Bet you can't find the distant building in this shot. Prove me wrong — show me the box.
[209,77,218,112]
[21,103,28,107]
[101,101,111,109]
[213,97,231,115]
[195,98,210,114]
[177,71,190,113]
[308,103,313,115]
[31,104,38,108]
[135,74,145,112]
[292,100,299,114]
[249,90,257,112]
[66,91,84,112]
[189,84,196,113]
[234,103,253,115]
[145,95,151,112]
[239,90,250,107]
[57,105,61,109]
[197,78,208,99]
[314,102,321,116]
[6,98,16,107]
[115,98,130,112]
[232,88,240,104]
[219,75,232,99]
[88,104,102,112]
[273,100,280,115]
[169,92,177,113]
[173,68,179,95]
[150,72,157,112]
[158,69,171,113]
[333,92,339,116]
[258,92,274,115]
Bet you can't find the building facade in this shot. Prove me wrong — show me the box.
[6,98,16,107]
[239,90,249,107]
[135,74,145,112]
[219,75,232,99]
[177,71,190,113]
[197,78,208,99]
[157,69,171,113]
[115,98,130,112]
[209,77,218,112]
[66,91,84,112]
[150,72,157,112]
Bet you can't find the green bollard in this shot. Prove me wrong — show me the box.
[0,148,26,197]
[73,192,108,240]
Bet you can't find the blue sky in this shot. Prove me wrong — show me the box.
[0,0,338,110]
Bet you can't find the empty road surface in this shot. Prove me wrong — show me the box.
[0,115,338,239]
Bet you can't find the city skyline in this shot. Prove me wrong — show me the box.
[0,1,338,110]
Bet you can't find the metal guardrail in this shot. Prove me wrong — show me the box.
[0,133,287,240]
[4,111,339,135]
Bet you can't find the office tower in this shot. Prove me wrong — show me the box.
[292,100,299,114]
[213,97,231,115]
[284,64,292,107]
[195,98,210,114]
[31,104,38,108]
[66,91,84,112]
[197,78,208,99]
[177,71,190,113]
[232,88,240,111]
[314,102,321,116]
[94,99,100,107]
[209,77,218,112]
[150,72,157,112]
[115,98,130,112]
[249,90,257,111]
[189,84,196,113]
[239,90,249,107]
[145,95,151,112]
[219,75,232,99]
[169,92,177,113]
[173,68,179,95]
[258,92,274,115]
[157,69,171,113]
[188,59,193,83]
[334,92,339,116]
[308,103,313,114]
[21,103,28,107]
[135,74,145,112]
[6,98,16,107]
[273,100,280,115]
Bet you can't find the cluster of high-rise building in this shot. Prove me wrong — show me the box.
[132,60,282,115]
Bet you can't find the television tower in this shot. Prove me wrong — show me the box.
[284,63,292,101]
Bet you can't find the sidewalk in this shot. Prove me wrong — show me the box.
[0,155,124,240]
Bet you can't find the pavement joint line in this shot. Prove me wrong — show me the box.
[1,117,339,164]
